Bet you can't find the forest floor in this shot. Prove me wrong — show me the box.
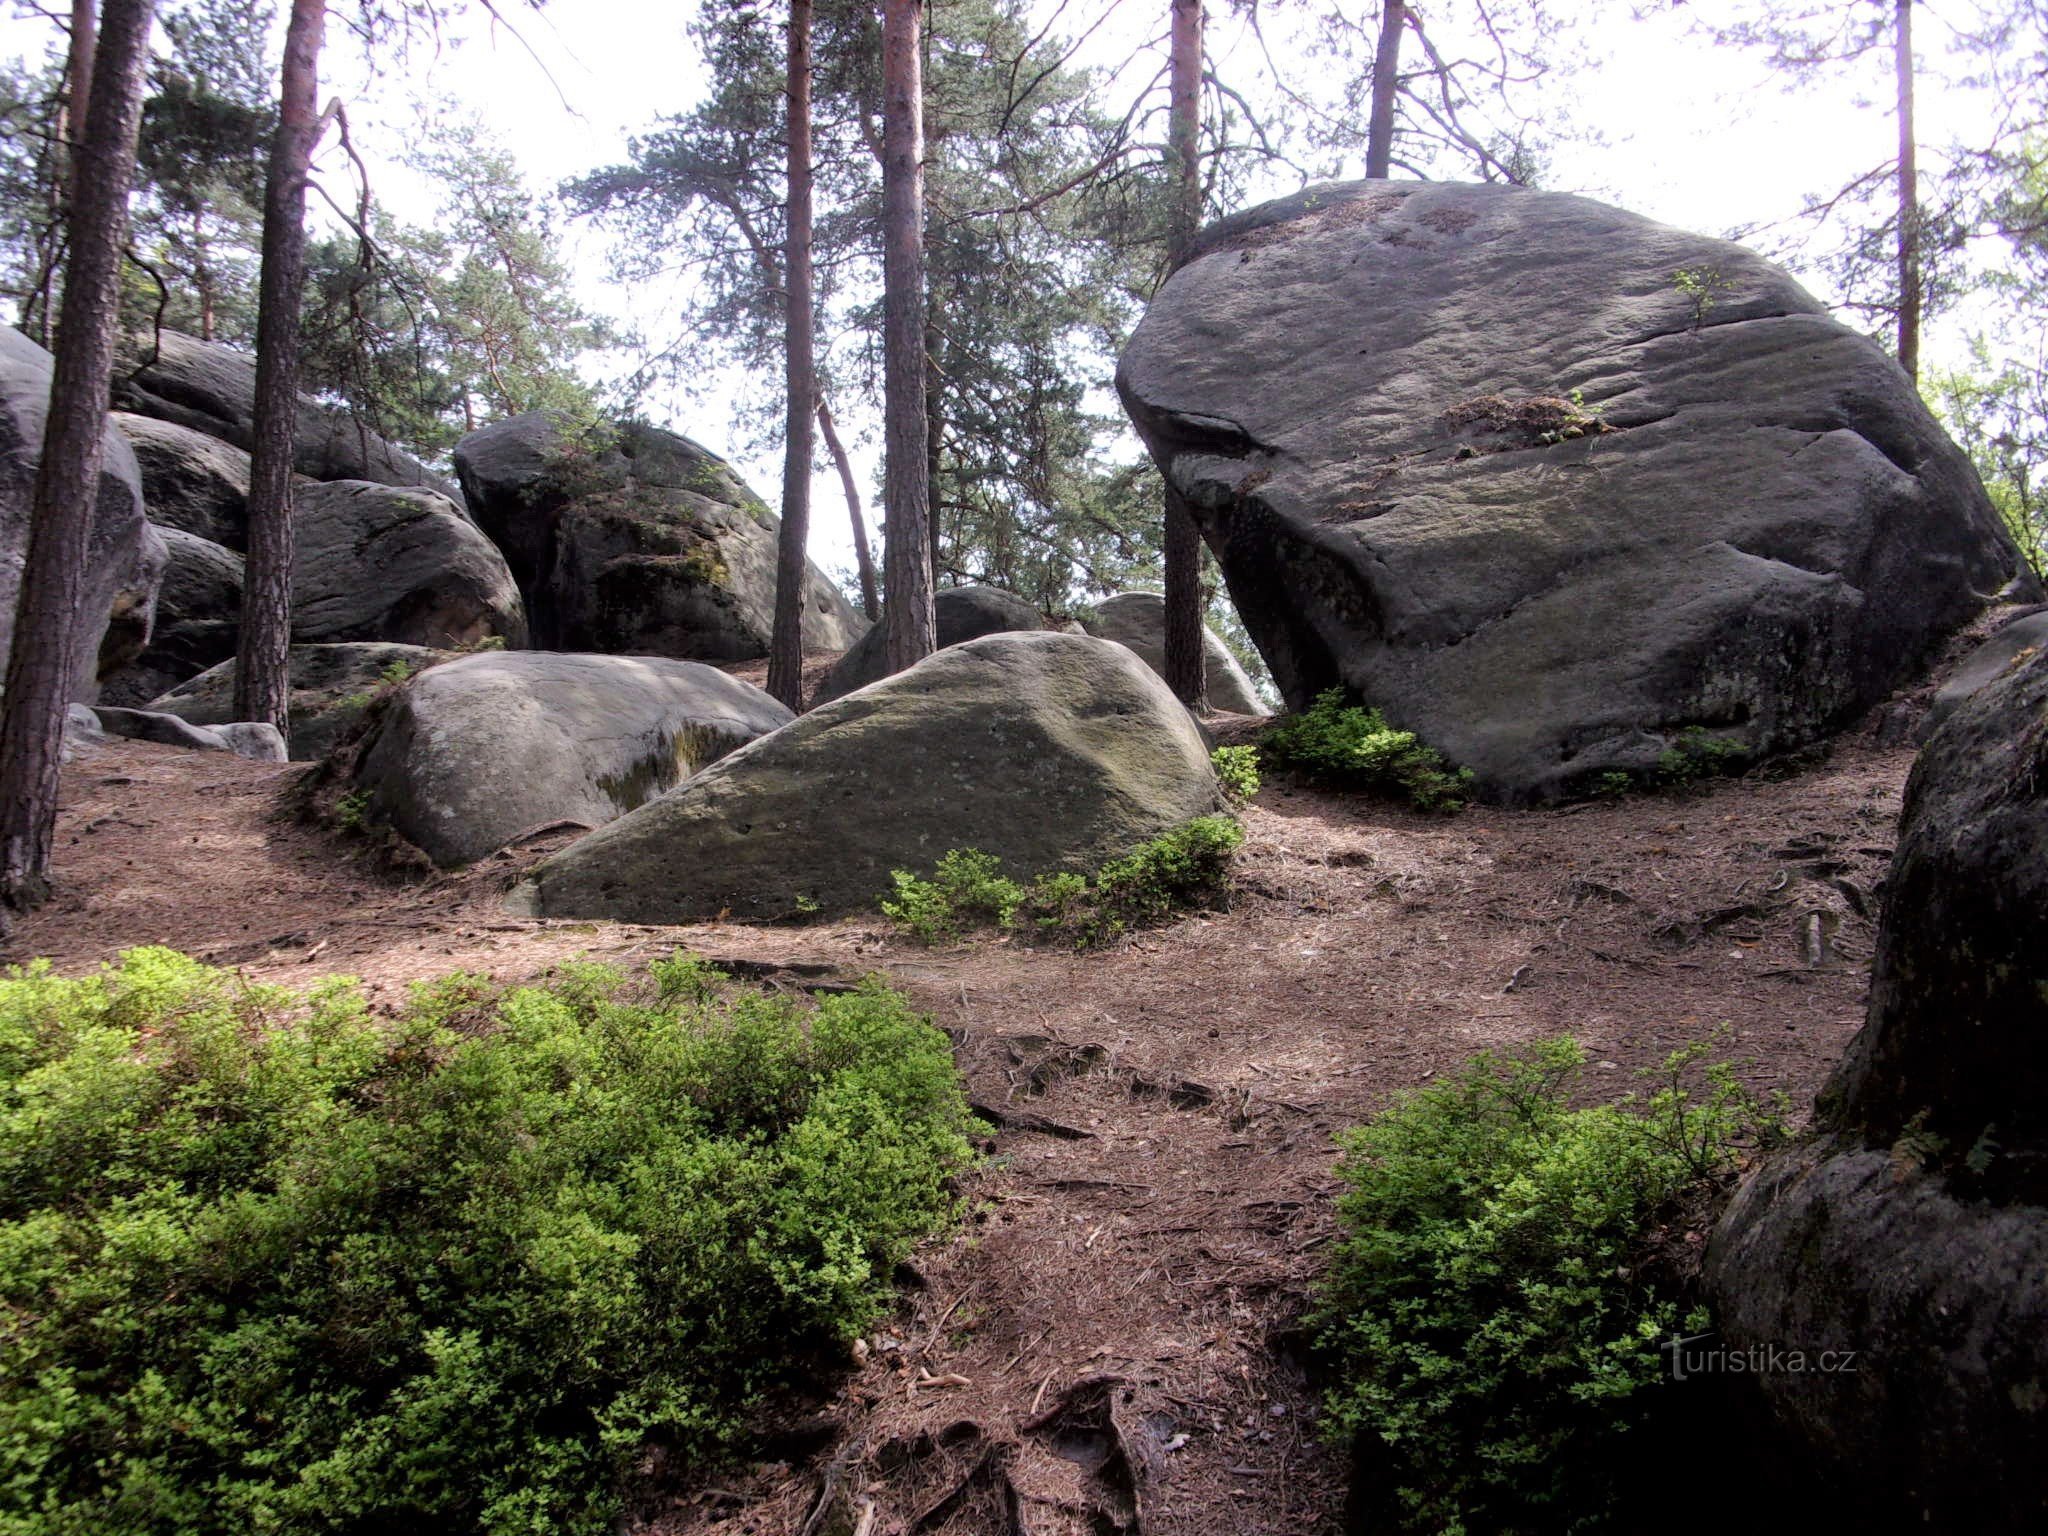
[7,646,1953,1536]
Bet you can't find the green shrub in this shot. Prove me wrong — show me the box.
[1262,689,1473,810]
[1654,725,1748,787]
[0,948,973,1535]
[882,816,1245,949]
[334,787,374,831]
[1313,1037,1783,1534]
[377,658,416,686]
[1210,744,1261,801]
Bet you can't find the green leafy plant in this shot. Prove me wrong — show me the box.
[0,948,973,1535]
[1655,725,1749,787]
[1210,744,1262,801]
[1313,1036,1783,1534]
[334,787,374,831]
[378,658,416,686]
[458,634,509,654]
[1262,690,1474,810]
[881,816,1245,949]
[1672,265,1730,329]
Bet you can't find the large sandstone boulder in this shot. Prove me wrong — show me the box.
[1080,592,1265,714]
[1117,181,2032,802]
[453,412,866,660]
[91,705,285,761]
[1705,644,2048,1530]
[114,329,461,505]
[350,651,793,867]
[1918,606,2048,740]
[2,327,168,698]
[293,481,525,650]
[113,412,251,549]
[98,528,243,706]
[812,584,1045,704]
[151,641,452,760]
[508,631,1222,922]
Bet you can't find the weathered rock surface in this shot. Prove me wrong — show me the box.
[99,528,243,706]
[113,412,251,549]
[3,328,169,698]
[114,329,461,504]
[151,642,451,760]
[1919,605,2048,740]
[293,481,525,649]
[1117,181,2032,802]
[352,651,793,867]
[508,631,1221,922]
[812,584,1045,704]
[1080,592,1265,714]
[453,412,866,660]
[91,705,285,761]
[1705,643,2048,1531]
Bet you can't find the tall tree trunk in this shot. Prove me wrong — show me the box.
[767,0,817,712]
[817,398,879,621]
[881,0,935,673]
[1894,0,1920,383]
[61,0,98,199]
[1162,0,1207,709]
[234,0,326,731]
[924,298,944,579]
[0,0,155,915]
[1366,0,1405,178]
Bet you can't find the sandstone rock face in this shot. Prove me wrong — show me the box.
[99,528,243,706]
[1919,606,2048,740]
[2,327,168,698]
[151,642,452,760]
[113,412,251,549]
[1117,181,2031,802]
[91,706,285,761]
[352,651,794,867]
[1080,592,1265,714]
[114,329,461,505]
[1706,643,2048,1531]
[292,481,526,650]
[453,412,866,660]
[508,632,1221,922]
[812,584,1045,704]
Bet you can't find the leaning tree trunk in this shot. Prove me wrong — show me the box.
[0,0,155,914]
[1162,0,1208,709]
[881,0,935,673]
[817,398,880,620]
[1894,0,1920,383]
[1366,0,1405,178]
[234,0,327,731]
[767,0,817,712]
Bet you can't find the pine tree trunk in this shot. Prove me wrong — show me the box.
[61,0,98,201]
[767,0,817,712]
[234,0,326,731]
[0,0,155,914]
[1894,0,1920,383]
[817,398,880,621]
[881,0,935,673]
[1162,0,1208,709]
[1366,0,1404,178]
[925,299,944,579]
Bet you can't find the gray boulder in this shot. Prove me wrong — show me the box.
[293,481,526,649]
[1117,181,2032,803]
[1080,592,1265,714]
[1919,606,2048,740]
[98,528,243,706]
[113,411,251,549]
[351,651,793,867]
[507,631,1223,923]
[812,584,1045,704]
[2,327,169,697]
[1705,642,2048,1530]
[453,412,866,660]
[91,705,286,761]
[151,641,451,760]
[114,329,462,505]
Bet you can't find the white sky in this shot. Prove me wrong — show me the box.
[3,0,2015,583]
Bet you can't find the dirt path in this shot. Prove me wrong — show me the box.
[7,720,1909,1534]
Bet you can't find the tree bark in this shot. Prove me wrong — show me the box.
[61,0,98,199]
[234,0,326,731]
[817,398,880,621]
[881,0,935,673]
[767,0,817,712]
[1894,0,1920,383]
[1366,0,1405,179]
[925,296,944,578]
[0,0,155,914]
[1162,0,1207,709]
